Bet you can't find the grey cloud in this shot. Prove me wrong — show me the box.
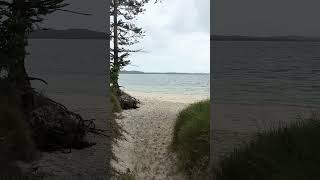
[41,0,210,73]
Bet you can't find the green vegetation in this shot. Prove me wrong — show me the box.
[110,0,161,93]
[171,99,210,177]
[111,91,122,113]
[0,80,37,177]
[215,115,320,180]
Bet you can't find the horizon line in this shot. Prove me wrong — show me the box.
[121,70,210,74]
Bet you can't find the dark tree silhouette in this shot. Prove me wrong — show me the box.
[0,1,101,151]
[0,0,68,111]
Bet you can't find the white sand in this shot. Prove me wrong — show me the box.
[112,92,208,180]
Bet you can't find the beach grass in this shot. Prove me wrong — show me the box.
[111,92,122,113]
[171,99,210,176]
[214,114,320,180]
[0,80,37,177]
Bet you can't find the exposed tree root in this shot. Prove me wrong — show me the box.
[27,91,107,152]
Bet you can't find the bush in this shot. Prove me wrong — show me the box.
[215,116,320,180]
[171,99,210,176]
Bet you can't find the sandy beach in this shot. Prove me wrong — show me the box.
[112,92,208,179]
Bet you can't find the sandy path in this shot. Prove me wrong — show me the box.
[112,93,208,180]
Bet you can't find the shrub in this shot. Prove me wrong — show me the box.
[111,92,122,113]
[171,99,210,176]
[215,116,320,180]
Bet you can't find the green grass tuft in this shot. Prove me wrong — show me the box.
[171,99,210,176]
[110,86,122,113]
[215,115,320,180]
[111,92,122,113]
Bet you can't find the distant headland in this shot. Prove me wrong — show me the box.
[29,29,106,39]
[120,70,209,75]
[211,35,320,42]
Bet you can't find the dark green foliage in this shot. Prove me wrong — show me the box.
[0,0,68,176]
[110,0,161,88]
[0,1,69,113]
[215,116,320,180]
[110,0,146,88]
[171,99,210,176]
[111,91,122,113]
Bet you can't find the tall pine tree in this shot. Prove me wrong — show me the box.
[0,1,91,112]
[110,0,161,94]
[0,0,68,86]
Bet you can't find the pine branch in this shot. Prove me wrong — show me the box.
[56,8,92,16]
[28,76,48,85]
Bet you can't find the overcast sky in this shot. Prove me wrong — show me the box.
[42,0,210,73]
[213,0,320,36]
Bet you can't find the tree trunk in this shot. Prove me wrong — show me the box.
[112,0,120,94]
[9,0,34,113]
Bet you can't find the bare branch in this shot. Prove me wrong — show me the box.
[56,8,92,16]
[28,76,48,85]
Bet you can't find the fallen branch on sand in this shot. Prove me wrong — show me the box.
[117,90,140,110]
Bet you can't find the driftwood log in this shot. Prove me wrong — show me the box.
[117,90,140,110]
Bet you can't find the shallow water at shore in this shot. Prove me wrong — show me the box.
[126,91,209,104]
[119,73,210,97]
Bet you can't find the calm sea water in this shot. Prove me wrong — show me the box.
[26,39,108,110]
[119,73,210,96]
[26,39,210,100]
[213,41,320,108]
[27,40,320,107]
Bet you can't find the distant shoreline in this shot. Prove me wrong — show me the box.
[211,35,320,42]
[28,37,106,40]
[29,29,106,40]
[120,71,209,75]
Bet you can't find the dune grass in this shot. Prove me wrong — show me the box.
[171,99,210,177]
[215,114,320,180]
[0,80,37,177]
[111,86,122,113]
[111,92,122,113]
